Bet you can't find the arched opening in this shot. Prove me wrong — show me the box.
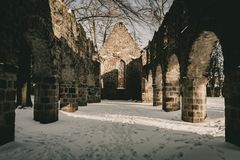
[153,64,162,106]
[25,36,59,123]
[182,31,224,123]
[207,41,224,97]
[16,40,33,108]
[141,69,153,103]
[23,15,60,123]
[163,54,180,111]
[117,60,126,89]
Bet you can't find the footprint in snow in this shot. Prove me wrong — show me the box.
[130,148,137,156]
[174,139,184,143]
[177,152,184,159]
[143,153,152,159]
[194,142,202,146]
[176,145,187,150]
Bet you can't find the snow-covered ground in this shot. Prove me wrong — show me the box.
[0,97,240,160]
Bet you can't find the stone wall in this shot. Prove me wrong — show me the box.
[0,64,17,145]
[0,0,100,145]
[59,83,78,112]
[50,0,87,56]
[99,22,142,100]
[50,0,101,108]
[87,60,101,103]
[147,0,240,146]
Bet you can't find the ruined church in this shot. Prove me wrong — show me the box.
[1,0,240,151]
[99,22,142,101]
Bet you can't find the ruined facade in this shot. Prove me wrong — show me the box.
[0,0,100,145]
[146,0,240,146]
[1,0,240,149]
[99,23,142,100]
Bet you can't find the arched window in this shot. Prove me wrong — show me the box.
[117,60,126,89]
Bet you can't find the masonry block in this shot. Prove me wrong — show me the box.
[225,71,240,146]
[0,66,17,146]
[34,78,59,123]
[182,78,206,123]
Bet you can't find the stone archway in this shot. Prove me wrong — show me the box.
[182,31,219,123]
[163,54,180,112]
[153,64,162,106]
[24,16,60,124]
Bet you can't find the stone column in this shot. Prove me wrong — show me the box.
[77,84,88,106]
[153,84,162,106]
[34,77,59,123]
[0,64,17,145]
[225,70,240,146]
[59,82,78,112]
[163,80,180,112]
[182,78,207,123]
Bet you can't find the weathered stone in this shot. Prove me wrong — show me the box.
[99,22,142,100]
[146,0,240,147]
[0,66,16,145]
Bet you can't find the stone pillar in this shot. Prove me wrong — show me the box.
[225,70,240,146]
[77,84,88,106]
[141,75,153,103]
[153,84,162,106]
[182,78,207,123]
[59,82,78,112]
[0,64,17,145]
[152,67,162,106]
[34,77,59,123]
[163,81,180,112]
[88,86,101,103]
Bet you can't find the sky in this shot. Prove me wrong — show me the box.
[68,0,173,49]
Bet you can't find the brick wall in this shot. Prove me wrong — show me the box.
[153,65,163,106]
[182,78,207,122]
[0,64,17,145]
[59,83,78,112]
[34,77,59,123]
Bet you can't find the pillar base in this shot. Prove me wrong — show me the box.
[181,78,207,123]
[0,65,17,146]
[0,112,15,145]
[182,114,205,123]
[34,109,58,124]
[33,77,59,124]
[164,106,180,112]
[153,85,162,107]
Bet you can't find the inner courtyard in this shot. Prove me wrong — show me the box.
[1,0,240,159]
[2,98,239,160]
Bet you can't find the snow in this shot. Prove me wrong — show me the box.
[0,97,240,160]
